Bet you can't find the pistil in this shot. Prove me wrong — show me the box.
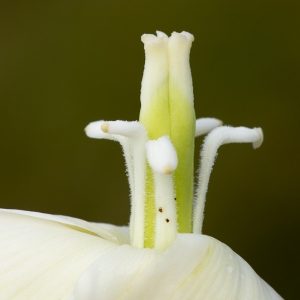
[140,31,196,248]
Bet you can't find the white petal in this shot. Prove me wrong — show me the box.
[0,209,127,244]
[71,234,282,300]
[0,210,120,300]
[91,223,130,245]
[70,245,158,300]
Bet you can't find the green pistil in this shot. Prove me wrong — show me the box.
[169,86,195,234]
[140,87,195,248]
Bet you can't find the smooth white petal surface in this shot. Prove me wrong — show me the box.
[90,222,130,245]
[0,209,128,244]
[0,210,124,300]
[71,234,282,300]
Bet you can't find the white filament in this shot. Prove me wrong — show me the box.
[146,137,178,250]
[100,121,148,248]
[153,173,177,250]
[195,118,223,137]
[193,126,264,234]
[85,121,134,199]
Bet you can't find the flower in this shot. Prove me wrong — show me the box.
[0,31,282,300]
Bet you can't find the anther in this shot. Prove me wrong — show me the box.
[163,165,173,175]
[101,123,109,133]
[146,136,178,174]
[193,126,264,234]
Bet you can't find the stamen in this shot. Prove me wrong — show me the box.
[195,118,223,137]
[101,122,109,133]
[101,121,148,248]
[85,121,113,139]
[193,126,264,234]
[163,166,173,175]
[146,136,178,174]
[85,121,135,239]
[85,121,134,194]
[146,137,178,250]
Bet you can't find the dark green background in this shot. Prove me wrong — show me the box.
[1,1,299,298]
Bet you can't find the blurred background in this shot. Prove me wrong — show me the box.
[0,1,299,298]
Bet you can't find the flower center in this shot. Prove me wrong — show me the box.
[85,31,264,250]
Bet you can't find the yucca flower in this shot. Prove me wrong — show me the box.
[0,31,282,300]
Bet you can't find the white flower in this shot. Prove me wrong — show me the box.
[0,31,282,300]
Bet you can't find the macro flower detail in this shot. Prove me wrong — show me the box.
[0,31,282,300]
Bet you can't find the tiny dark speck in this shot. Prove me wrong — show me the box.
[158,207,163,213]
[166,218,170,223]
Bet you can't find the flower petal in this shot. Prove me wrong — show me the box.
[91,223,130,245]
[0,209,128,244]
[71,234,282,300]
[0,210,120,299]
